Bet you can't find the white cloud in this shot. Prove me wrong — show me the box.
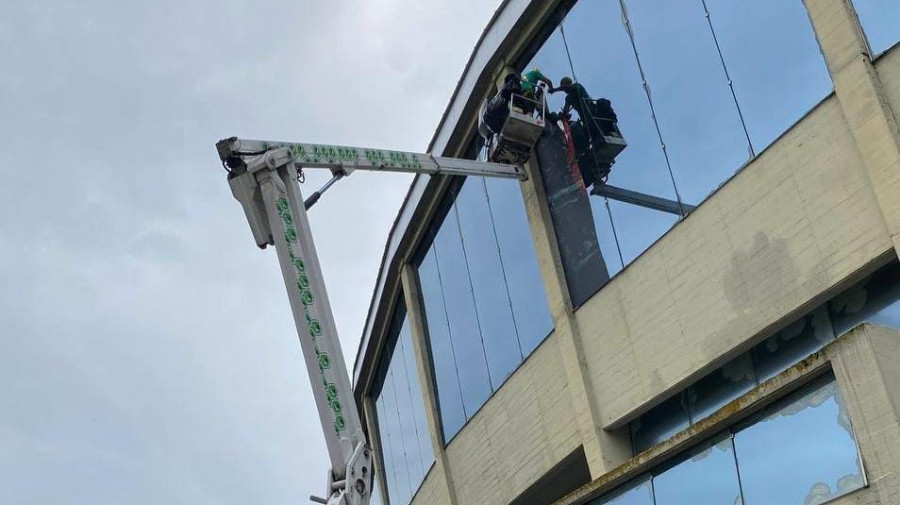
[0,0,499,503]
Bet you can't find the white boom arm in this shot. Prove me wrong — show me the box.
[215,137,525,505]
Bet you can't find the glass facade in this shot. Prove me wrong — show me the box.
[853,0,900,56]
[600,374,864,505]
[631,260,900,454]
[373,299,435,505]
[525,0,832,294]
[418,177,553,442]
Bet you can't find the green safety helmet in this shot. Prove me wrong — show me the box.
[560,76,573,87]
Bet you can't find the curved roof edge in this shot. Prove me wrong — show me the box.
[352,0,563,395]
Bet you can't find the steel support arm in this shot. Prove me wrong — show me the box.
[229,148,371,505]
[217,136,527,180]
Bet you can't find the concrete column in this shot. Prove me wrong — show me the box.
[827,325,900,504]
[400,264,459,505]
[805,0,900,254]
[518,155,632,477]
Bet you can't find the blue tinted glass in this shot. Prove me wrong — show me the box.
[853,0,900,55]
[551,2,683,201]
[734,374,864,505]
[592,476,654,505]
[417,249,466,441]
[383,366,413,504]
[375,397,400,505]
[605,200,678,267]
[484,177,554,356]
[829,262,900,336]
[398,323,435,472]
[753,306,834,383]
[704,0,832,149]
[526,1,684,277]
[631,392,691,454]
[652,434,743,505]
[390,335,426,484]
[687,352,756,422]
[455,180,523,385]
[590,197,624,277]
[432,209,493,417]
[625,0,752,204]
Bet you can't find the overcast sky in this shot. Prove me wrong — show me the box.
[0,1,498,503]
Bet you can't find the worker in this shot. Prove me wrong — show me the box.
[481,72,522,138]
[552,77,620,187]
[519,68,552,116]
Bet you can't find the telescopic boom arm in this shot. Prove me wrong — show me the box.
[215,137,525,505]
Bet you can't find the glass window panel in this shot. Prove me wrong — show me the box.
[549,1,683,202]
[484,176,554,356]
[526,2,684,278]
[687,352,756,422]
[389,338,426,485]
[604,200,679,267]
[398,323,435,472]
[704,0,833,150]
[383,366,413,504]
[375,396,400,505]
[853,0,900,56]
[734,374,865,505]
[625,0,753,205]
[652,434,743,505]
[630,392,691,454]
[417,249,466,442]
[591,476,654,505]
[752,306,835,383]
[590,197,624,278]
[432,210,494,417]
[829,262,900,336]
[455,179,523,385]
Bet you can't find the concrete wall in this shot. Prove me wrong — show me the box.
[441,333,581,505]
[578,93,893,430]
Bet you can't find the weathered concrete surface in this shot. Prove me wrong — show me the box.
[578,93,892,430]
[556,324,900,505]
[442,333,581,505]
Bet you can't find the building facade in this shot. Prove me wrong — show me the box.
[352,1,900,504]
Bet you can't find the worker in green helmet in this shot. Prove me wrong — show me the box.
[519,68,553,116]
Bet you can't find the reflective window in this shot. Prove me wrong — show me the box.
[754,306,835,383]
[432,203,494,416]
[734,374,864,505]
[625,0,752,204]
[373,299,435,505]
[652,435,742,505]
[418,248,466,441]
[484,177,555,355]
[456,180,523,385]
[523,0,832,299]
[592,476,654,505]
[829,261,900,337]
[600,375,863,505]
[418,177,553,442]
[703,0,833,149]
[687,352,756,422]
[853,0,900,56]
[631,393,690,454]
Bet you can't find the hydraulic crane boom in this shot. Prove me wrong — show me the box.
[215,137,526,505]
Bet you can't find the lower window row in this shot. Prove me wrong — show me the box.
[596,373,865,505]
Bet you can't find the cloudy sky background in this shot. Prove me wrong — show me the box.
[0,1,498,503]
